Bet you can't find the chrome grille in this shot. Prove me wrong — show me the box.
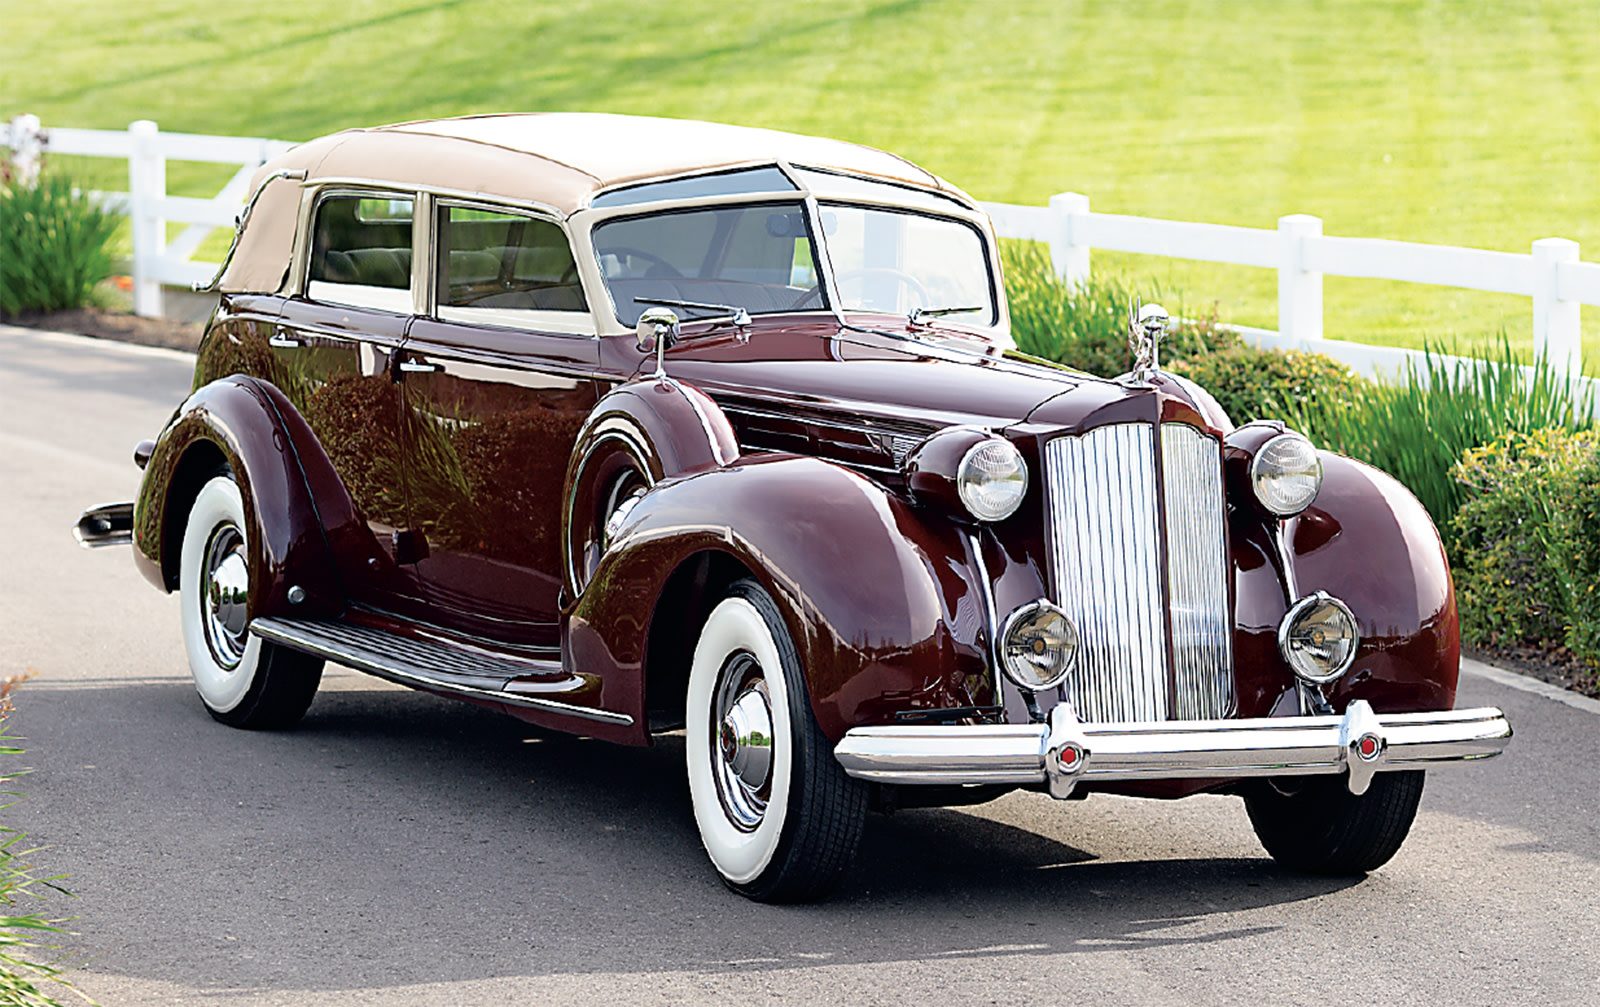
[1043,422,1234,723]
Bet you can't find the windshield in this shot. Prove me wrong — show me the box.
[819,204,996,325]
[593,202,823,326]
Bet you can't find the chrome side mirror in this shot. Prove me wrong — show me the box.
[636,307,680,380]
[1128,300,1169,382]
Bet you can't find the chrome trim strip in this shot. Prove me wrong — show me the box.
[1160,423,1235,719]
[250,617,633,726]
[833,701,1512,798]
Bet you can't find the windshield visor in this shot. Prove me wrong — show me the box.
[593,202,823,326]
[820,204,997,326]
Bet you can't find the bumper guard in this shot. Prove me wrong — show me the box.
[833,700,1511,799]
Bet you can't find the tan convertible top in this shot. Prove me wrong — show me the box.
[219,113,975,294]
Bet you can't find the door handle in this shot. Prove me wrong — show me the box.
[398,358,440,374]
[268,328,301,349]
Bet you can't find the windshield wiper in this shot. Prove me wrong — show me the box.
[908,305,983,328]
[635,297,752,327]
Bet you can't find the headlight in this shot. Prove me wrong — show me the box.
[957,438,1028,522]
[1250,432,1322,516]
[999,600,1078,692]
[1278,591,1359,684]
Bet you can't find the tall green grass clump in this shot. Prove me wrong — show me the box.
[1305,340,1594,548]
[1001,241,1137,376]
[0,171,118,317]
[0,677,90,1007]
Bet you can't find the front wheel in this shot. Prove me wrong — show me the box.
[179,471,323,729]
[686,579,867,902]
[1243,770,1425,875]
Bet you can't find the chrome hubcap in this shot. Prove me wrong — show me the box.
[202,524,249,669]
[712,653,773,831]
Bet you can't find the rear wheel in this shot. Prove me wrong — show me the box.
[179,471,323,729]
[1244,770,1425,875]
[686,579,867,902]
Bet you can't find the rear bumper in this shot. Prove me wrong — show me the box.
[832,700,1512,799]
[74,501,134,548]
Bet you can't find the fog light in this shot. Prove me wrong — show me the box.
[1278,591,1359,684]
[999,600,1078,692]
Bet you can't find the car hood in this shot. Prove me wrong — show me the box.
[662,316,1105,435]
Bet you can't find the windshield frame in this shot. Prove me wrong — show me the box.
[570,160,1008,340]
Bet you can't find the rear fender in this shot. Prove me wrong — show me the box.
[134,376,354,620]
[570,454,992,744]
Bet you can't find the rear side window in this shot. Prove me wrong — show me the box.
[435,205,591,335]
[307,193,414,313]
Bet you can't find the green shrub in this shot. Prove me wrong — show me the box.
[0,172,119,317]
[1166,341,1367,430]
[1451,429,1596,648]
[1304,339,1594,548]
[1551,445,1600,669]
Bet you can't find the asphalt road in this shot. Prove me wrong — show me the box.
[2,324,1597,1006]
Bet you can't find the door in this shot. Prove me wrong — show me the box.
[272,189,423,611]
[394,201,601,649]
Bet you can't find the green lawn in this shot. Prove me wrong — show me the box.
[3,0,1596,369]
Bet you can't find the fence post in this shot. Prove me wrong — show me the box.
[1048,192,1091,290]
[1277,214,1323,348]
[6,114,44,186]
[128,119,166,318]
[1532,237,1581,380]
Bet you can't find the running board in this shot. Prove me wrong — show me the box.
[249,617,632,726]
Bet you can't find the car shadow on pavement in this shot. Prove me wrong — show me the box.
[20,681,1373,991]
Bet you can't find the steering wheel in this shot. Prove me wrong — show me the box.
[597,245,682,278]
[791,267,929,311]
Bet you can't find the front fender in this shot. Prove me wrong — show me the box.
[1232,452,1458,716]
[133,376,352,621]
[570,455,992,743]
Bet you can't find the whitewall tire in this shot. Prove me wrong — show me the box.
[686,579,866,902]
[179,471,322,729]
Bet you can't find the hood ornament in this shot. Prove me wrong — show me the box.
[1127,299,1170,384]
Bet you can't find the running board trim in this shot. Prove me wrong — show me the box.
[250,617,633,726]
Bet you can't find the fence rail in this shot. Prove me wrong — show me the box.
[4,117,1596,384]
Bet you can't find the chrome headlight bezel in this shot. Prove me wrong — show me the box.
[956,437,1028,522]
[1277,591,1360,685]
[1249,431,1323,517]
[998,599,1079,693]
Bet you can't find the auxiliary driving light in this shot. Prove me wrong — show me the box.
[999,600,1078,692]
[1278,591,1360,684]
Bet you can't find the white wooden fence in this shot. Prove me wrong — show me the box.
[981,193,1600,382]
[4,117,1597,384]
[1,115,293,317]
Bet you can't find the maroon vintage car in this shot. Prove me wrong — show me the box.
[77,114,1510,902]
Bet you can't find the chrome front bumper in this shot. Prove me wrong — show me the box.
[833,700,1512,799]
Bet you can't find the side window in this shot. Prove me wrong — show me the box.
[307,194,415,313]
[435,205,592,335]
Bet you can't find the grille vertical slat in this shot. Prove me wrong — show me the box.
[1162,424,1236,720]
[1044,421,1234,724]
[1046,425,1168,723]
